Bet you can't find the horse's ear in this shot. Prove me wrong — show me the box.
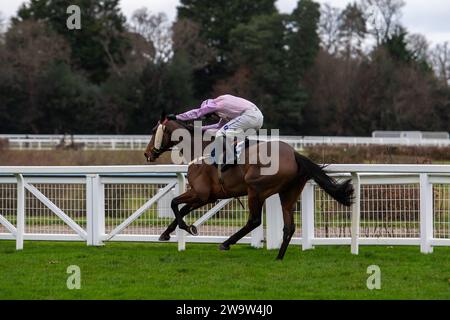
[160,110,166,122]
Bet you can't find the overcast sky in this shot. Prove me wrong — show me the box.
[1,0,449,45]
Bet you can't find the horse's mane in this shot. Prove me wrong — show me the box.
[174,120,195,133]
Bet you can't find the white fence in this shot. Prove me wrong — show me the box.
[372,131,449,140]
[0,165,449,254]
[0,134,150,151]
[1,134,450,150]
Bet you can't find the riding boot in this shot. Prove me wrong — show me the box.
[220,153,237,172]
[210,148,218,168]
[220,138,241,172]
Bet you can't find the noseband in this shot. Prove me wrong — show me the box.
[151,145,172,158]
[151,119,172,159]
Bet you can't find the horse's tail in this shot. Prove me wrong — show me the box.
[295,152,354,207]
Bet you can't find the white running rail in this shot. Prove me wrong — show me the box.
[0,164,449,254]
[1,134,449,150]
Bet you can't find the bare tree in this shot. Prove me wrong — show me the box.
[407,33,429,62]
[361,0,405,45]
[5,20,70,83]
[3,20,70,132]
[319,3,342,55]
[129,8,173,63]
[122,32,155,71]
[339,2,367,59]
[94,5,129,78]
[172,18,216,69]
[431,42,450,88]
[0,11,6,36]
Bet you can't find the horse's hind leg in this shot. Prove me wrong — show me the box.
[219,190,263,251]
[276,209,295,260]
[276,179,308,260]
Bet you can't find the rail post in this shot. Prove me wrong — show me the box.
[251,221,264,248]
[86,174,104,246]
[15,174,25,250]
[351,173,360,255]
[302,182,315,251]
[420,174,433,254]
[176,173,187,251]
[265,194,283,249]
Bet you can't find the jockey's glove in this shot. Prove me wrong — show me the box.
[166,114,177,120]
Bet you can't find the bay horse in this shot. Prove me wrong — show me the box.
[144,113,353,260]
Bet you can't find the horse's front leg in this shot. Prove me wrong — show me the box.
[159,204,191,241]
[170,190,202,235]
[159,201,206,241]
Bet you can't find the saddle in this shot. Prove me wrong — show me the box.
[215,137,260,168]
[217,138,261,179]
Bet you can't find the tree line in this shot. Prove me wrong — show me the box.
[0,0,448,135]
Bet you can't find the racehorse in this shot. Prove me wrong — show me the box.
[144,112,354,260]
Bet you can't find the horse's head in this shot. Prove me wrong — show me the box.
[144,111,193,162]
[144,111,172,162]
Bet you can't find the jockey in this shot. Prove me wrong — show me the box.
[168,94,264,172]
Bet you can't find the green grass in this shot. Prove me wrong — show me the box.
[0,241,449,300]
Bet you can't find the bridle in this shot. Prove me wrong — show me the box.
[150,144,173,158]
[150,119,173,159]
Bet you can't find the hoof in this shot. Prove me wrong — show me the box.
[189,225,198,236]
[158,233,171,241]
[219,243,230,251]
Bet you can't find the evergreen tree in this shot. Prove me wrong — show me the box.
[288,0,321,78]
[177,0,276,97]
[229,3,320,133]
